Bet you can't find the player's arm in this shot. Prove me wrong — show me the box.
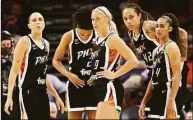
[5,36,29,114]
[52,31,84,88]
[46,77,60,99]
[109,35,139,78]
[46,77,65,113]
[52,31,72,78]
[141,80,153,105]
[166,42,181,103]
[7,36,29,99]
[178,28,188,62]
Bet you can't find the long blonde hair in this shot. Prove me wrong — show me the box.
[93,6,119,35]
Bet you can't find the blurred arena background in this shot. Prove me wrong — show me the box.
[1,0,193,119]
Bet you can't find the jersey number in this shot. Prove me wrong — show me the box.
[94,60,99,70]
[143,52,152,62]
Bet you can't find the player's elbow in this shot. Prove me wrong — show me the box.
[52,58,60,68]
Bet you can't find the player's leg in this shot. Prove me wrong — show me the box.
[95,102,119,119]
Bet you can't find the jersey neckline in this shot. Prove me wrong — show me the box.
[75,28,93,44]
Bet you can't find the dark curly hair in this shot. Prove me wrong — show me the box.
[122,3,154,30]
[162,13,179,43]
[72,5,93,30]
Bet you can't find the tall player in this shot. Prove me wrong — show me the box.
[91,6,138,119]
[4,12,65,120]
[139,16,182,119]
[122,4,188,114]
[122,3,188,83]
[122,3,159,82]
[52,6,97,119]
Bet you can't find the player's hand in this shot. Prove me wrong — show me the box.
[87,75,96,86]
[166,100,177,119]
[4,98,13,115]
[96,67,115,80]
[55,96,66,114]
[138,103,146,119]
[68,73,85,88]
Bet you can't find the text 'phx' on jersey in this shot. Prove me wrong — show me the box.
[35,56,47,65]
[77,48,92,60]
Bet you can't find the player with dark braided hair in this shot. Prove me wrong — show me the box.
[122,3,159,82]
[122,3,160,114]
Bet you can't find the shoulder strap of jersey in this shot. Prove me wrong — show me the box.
[163,40,172,50]
[73,29,78,40]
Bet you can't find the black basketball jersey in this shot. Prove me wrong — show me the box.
[68,28,95,80]
[151,40,173,84]
[18,35,49,90]
[91,32,120,81]
[132,28,159,69]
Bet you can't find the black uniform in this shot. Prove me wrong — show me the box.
[132,28,159,74]
[1,57,20,120]
[91,32,124,110]
[18,34,49,120]
[132,26,159,113]
[66,29,97,111]
[147,40,182,119]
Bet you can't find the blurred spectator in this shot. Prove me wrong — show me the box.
[3,15,22,45]
[187,19,193,60]
[1,30,20,120]
[8,1,31,35]
[11,2,22,19]
[1,0,15,20]
[121,66,149,109]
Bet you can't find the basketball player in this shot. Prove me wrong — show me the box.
[4,12,65,120]
[138,16,182,119]
[122,3,188,82]
[122,3,188,114]
[91,6,138,119]
[52,6,97,119]
[163,13,189,117]
[122,3,159,114]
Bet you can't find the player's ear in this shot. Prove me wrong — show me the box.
[28,23,31,29]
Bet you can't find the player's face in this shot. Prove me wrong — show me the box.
[122,8,141,31]
[91,11,109,33]
[28,13,45,32]
[78,28,92,40]
[156,18,170,39]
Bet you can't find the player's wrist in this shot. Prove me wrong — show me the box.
[66,72,72,79]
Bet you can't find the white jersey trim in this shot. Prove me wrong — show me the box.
[104,81,121,111]
[68,30,74,64]
[66,81,97,111]
[18,37,31,88]
[104,42,109,69]
[75,28,93,44]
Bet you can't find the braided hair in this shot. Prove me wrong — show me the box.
[163,13,180,43]
[122,3,154,31]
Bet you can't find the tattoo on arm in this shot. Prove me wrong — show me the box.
[178,30,187,58]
